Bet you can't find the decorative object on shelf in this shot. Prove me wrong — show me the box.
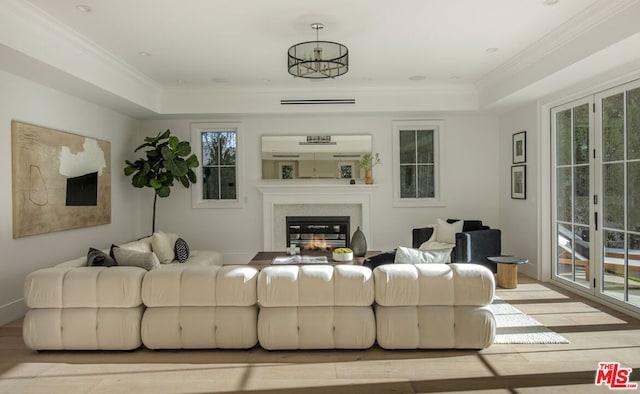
[11,121,111,238]
[286,246,300,256]
[332,247,353,262]
[359,152,381,185]
[512,131,526,164]
[350,226,367,257]
[288,22,349,79]
[124,129,199,233]
[511,165,526,199]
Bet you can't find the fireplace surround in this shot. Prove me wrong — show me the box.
[258,184,375,251]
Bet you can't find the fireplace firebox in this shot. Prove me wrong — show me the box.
[286,216,350,250]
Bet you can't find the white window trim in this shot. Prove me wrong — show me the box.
[392,119,446,207]
[191,122,245,209]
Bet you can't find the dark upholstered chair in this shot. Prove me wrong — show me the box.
[412,219,501,273]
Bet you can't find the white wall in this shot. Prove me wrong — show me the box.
[138,113,500,264]
[498,102,540,278]
[0,69,142,325]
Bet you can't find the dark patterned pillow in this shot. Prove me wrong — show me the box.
[87,247,117,267]
[174,238,190,263]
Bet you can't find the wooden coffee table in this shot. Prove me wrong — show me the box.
[248,250,380,270]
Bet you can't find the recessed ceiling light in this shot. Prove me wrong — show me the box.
[486,47,499,53]
[543,0,559,5]
[409,75,426,81]
[138,51,151,57]
[75,4,92,12]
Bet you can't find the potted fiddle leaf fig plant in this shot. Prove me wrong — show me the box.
[359,152,381,184]
[124,129,199,233]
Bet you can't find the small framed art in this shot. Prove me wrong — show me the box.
[511,165,526,199]
[512,131,526,164]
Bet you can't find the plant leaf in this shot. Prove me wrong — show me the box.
[156,185,171,198]
[187,169,197,183]
[161,146,175,161]
[169,136,179,150]
[174,141,191,157]
[179,175,190,188]
[186,154,199,167]
[132,173,147,188]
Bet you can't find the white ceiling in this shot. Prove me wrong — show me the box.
[3,0,640,116]
[25,0,600,89]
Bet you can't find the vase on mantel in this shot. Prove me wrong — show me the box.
[350,226,367,257]
[365,169,373,185]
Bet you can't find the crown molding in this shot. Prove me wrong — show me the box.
[476,0,639,91]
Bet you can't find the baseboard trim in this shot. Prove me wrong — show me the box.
[0,298,26,326]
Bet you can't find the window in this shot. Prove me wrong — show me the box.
[191,122,243,208]
[392,120,445,207]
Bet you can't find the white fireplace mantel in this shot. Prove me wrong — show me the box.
[257,183,376,251]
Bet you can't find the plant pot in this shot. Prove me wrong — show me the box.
[365,169,373,184]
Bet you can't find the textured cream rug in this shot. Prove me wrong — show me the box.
[490,298,570,344]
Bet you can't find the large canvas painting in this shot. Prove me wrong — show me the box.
[12,121,111,238]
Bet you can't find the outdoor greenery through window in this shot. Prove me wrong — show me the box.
[201,131,237,200]
[392,120,443,207]
[399,128,435,198]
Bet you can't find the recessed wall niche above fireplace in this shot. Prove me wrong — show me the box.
[261,135,372,180]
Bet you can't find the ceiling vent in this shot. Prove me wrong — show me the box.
[280,98,356,105]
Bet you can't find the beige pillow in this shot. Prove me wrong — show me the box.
[436,219,463,244]
[112,246,160,271]
[152,231,179,264]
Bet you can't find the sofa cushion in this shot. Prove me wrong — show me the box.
[87,247,117,267]
[142,265,258,307]
[257,265,374,307]
[24,266,146,308]
[112,246,160,271]
[373,263,495,307]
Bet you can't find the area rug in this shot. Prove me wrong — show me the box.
[490,298,570,344]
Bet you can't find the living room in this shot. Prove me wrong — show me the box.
[2,0,640,391]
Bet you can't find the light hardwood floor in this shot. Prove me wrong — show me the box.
[1,274,640,393]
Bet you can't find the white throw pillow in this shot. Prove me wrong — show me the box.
[436,219,463,244]
[394,246,450,265]
[152,231,178,264]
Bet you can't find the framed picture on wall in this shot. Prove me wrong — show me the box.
[512,131,526,164]
[511,165,526,199]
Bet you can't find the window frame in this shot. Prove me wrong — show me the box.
[191,122,244,209]
[392,119,445,207]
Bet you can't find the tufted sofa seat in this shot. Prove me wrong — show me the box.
[256,265,376,350]
[141,264,259,349]
[373,263,496,349]
[22,236,223,350]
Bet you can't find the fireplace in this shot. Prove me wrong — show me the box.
[286,216,350,250]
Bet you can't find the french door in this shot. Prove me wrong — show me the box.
[552,79,640,312]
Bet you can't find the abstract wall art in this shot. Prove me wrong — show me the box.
[11,121,111,238]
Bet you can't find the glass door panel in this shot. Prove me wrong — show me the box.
[552,101,592,288]
[598,84,640,308]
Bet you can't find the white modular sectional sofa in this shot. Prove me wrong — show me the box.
[141,264,259,349]
[373,263,496,349]
[256,265,376,350]
[23,238,496,351]
[23,235,223,350]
